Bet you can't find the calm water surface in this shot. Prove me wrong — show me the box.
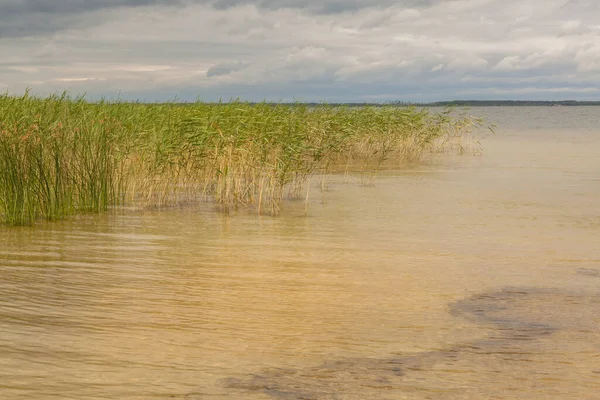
[1,107,599,399]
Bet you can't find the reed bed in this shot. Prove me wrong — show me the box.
[0,93,483,225]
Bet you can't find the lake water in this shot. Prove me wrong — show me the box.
[1,107,599,399]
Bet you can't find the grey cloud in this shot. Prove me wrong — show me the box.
[206,61,245,77]
[0,0,438,38]
[0,0,435,15]
[107,72,600,103]
[0,0,185,15]
[0,0,189,38]
[211,0,437,14]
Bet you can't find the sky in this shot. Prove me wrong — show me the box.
[0,0,599,102]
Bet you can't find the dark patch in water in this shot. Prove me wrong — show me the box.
[222,357,415,400]
[219,287,600,399]
[449,287,557,338]
[577,267,600,278]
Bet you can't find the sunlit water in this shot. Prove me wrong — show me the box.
[1,107,599,399]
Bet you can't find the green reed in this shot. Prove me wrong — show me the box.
[0,93,483,225]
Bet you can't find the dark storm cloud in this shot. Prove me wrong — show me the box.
[0,0,189,37]
[0,0,439,37]
[0,0,184,15]
[1,0,434,14]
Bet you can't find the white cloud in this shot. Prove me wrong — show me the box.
[562,20,582,31]
[574,43,600,72]
[54,77,107,82]
[447,55,488,71]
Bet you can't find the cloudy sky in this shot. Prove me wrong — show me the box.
[0,0,599,102]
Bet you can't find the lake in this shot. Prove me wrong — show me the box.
[1,106,599,399]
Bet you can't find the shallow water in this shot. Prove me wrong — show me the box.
[1,106,599,399]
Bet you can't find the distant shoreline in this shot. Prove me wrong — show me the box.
[231,100,600,107]
[414,100,600,107]
[294,100,600,107]
[3,93,599,107]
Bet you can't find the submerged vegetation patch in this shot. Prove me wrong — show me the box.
[0,92,484,225]
[219,287,600,399]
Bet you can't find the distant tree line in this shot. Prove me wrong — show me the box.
[170,100,600,107]
[410,100,600,107]
[251,100,600,107]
